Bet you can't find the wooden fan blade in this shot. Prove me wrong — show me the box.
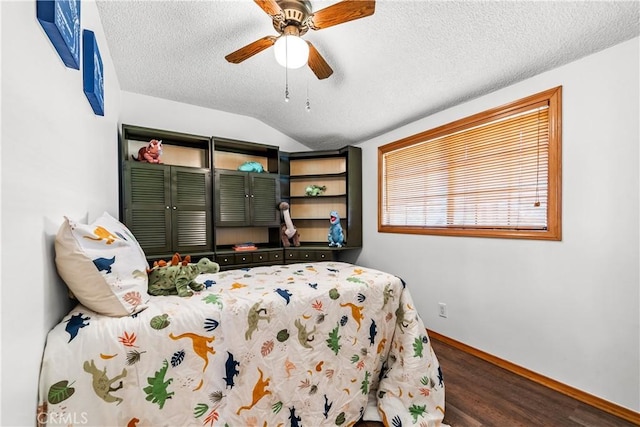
[225,36,277,64]
[309,0,375,30]
[254,0,282,17]
[307,42,333,79]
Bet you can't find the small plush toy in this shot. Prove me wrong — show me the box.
[305,185,326,196]
[148,253,220,297]
[238,161,264,173]
[133,139,163,163]
[328,210,344,247]
[279,202,300,247]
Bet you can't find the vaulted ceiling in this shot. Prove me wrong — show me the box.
[96,0,639,150]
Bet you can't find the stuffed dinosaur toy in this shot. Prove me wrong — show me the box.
[328,210,344,247]
[148,253,220,297]
[237,161,264,173]
[305,185,326,196]
[279,201,300,247]
[132,139,163,163]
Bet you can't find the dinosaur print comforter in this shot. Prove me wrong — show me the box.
[38,262,446,426]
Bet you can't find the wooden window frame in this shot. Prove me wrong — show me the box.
[378,86,562,240]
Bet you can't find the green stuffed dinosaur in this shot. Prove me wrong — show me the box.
[305,184,326,196]
[148,254,220,297]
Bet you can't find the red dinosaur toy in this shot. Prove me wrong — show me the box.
[133,139,163,163]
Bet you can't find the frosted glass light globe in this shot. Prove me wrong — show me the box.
[274,35,309,69]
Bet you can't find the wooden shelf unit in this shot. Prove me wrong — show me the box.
[285,146,362,258]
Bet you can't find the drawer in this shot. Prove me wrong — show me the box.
[314,250,334,261]
[252,252,269,263]
[285,249,335,262]
[215,254,235,266]
[299,251,315,261]
[269,251,283,262]
[235,253,253,264]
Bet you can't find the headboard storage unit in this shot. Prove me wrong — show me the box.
[118,124,362,269]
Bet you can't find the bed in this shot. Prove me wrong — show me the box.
[38,215,446,426]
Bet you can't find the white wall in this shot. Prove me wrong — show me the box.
[355,37,640,412]
[119,91,310,154]
[0,3,308,426]
[1,1,122,425]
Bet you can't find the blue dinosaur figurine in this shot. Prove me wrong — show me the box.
[328,211,344,247]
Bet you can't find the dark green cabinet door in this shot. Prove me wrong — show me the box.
[215,170,250,226]
[250,173,280,226]
[124,162,172,255]
[172,167,213,253]
[215,170,280,227]
[124,163,213,256]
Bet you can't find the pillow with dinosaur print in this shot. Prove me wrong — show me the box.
[55,212,150,317]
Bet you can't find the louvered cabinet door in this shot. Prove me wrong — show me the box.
[123,162,172,255]
[215,170,251,226]
[250,173,280,226]
[171,167,213,253]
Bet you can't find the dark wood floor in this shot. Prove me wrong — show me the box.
[356,337,638,427]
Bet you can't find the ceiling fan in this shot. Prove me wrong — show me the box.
[225,0,375,79]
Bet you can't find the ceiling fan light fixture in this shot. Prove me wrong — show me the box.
[274,35,309,69]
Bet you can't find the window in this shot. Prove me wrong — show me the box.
[379,86,561,240]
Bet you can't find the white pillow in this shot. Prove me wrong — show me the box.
[55,212,149,317]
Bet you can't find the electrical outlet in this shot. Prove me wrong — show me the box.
[438,302,447,318]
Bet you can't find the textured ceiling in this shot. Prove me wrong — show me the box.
[96,0,639,150]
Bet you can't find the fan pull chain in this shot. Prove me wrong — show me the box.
[284,37,290,102]
[305,81,311,112]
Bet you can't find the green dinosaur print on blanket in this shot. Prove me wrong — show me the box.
[413,336,424,357]
[326,324,342,354]
[202,293,223,308]
[346,276,366,284]
[409,403,428,423]
[360,371,371,395]
[143,360,174,409]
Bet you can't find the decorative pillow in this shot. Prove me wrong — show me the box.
[55,212,149,317]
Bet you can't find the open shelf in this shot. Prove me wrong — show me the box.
[286,146,362,253]
[122,124,211,168]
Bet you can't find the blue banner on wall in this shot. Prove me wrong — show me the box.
[36,0,81,69]
[83,29,104,116]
